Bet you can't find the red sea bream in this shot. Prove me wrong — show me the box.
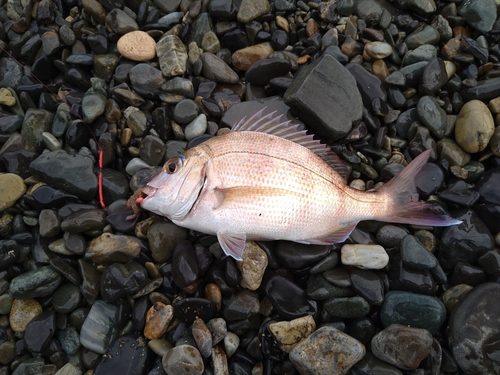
[132,110,461,260]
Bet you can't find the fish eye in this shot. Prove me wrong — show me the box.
[165,157,183,174]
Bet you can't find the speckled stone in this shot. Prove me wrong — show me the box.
[117,31,156,61]
[9,298,42,332]
[0,173,26,211]
[289,326,365,375]
[269,315,316,353]
[162,345,204,375]
[237,241,268,290]
[144,302,174,339]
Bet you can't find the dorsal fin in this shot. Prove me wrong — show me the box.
[232,108,350,181]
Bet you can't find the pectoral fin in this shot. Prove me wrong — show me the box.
[217,231,246,260]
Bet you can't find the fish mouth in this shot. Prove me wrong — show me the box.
[138,185,157,205]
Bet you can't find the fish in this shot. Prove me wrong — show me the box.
[130,109,461,260]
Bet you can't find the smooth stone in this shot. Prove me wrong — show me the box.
[224,332,239,358]
[405,25,440,50]
[156,35,187,77]
[82,92,106,123]
[9,266,62,299]
[0,173,26,211]
[139,135,165,166]
[148,221,188,262]
[324,296,371,319]
[126,110,148,136]
[232,42,274,71]
[0,341,16,365]
[184,114,208,141]
[100,260,148,302]
[439,208,494,271]
[78,259,101,304]
[80,300,118,354]
[9,298,42,332]
[201,52,239,84]
[174,298,217,323]
[237,0,270,23]
[414,162,444,198]
[274,242,330,270]
[237,241,268,291]
[52,283,81,314]
[245,58,291,86]
[476,169,500,205]
[162,345,204,375]
[264,274,317,320]
[86,233,140,264]
[364,41,392,60]
[346,62,387,113]
[341,244,389,269]
[223,290,260,321]
[54,363,81,375]
[105,8,138,34]
[129,64,165,91]
[94,333,154,375]
[436,138,471,167]
[144,302,174,339]
[349,269,384,305]
[441,284,473,314]
[20,108,53,151]
[449,283,500,375]
[307,273,355,300]
[192,317,212,358]
[0,58,23,87]
[117,31,157,61]
[417,95,447,139]
[458,0,497,34]
[60,209,107,233]
[420,58,448,95]
[455,99,495,153]
[30,150,97,200]
[157,11,183,28]
[402,44,437,66]
[376,225,409,248]
[269,315,316,353]
[207,318,227,346]
[408,0,436,15]
[390,258,436,296]
[289,326,365,375]
[371,324,433,370]
[400,234,438,270]
[284,54,362,140]
[49,257,82,285]
[172,240,199,288]
[161,77,194,98]
[125,157,151,175]
[380,291,446,335]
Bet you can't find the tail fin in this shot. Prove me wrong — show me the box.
[377,150,462,227]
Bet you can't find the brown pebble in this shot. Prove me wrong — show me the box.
[192,317,213,358]
[297,55,311,64]
[117,31,157,62]
[9,299,42,332]
[372,60,389,82]
[144,302,174,339]
[306,19,318,37]
[205,283,222,312]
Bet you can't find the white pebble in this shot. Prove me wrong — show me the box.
[341,244,389,269]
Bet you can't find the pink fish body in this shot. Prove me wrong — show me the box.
[139,110,460,260]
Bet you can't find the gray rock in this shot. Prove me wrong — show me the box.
[400,234,438,270]
[186,13,214,46]
[449,283,500,375]
[200,52,239,84]
[406,25,440,50]
[129,64,165,90]
[158,11,183,28]
[185,114,208,141]
[29,150,98,200]
[284,54,362,140]
[417,96,447,139]
[0,58,23,88]
[289,326,365,375]
[161,77,194,98]
[105,8,139,34]
[156,35,187,77]
[153,0,181,13]
[80,300,119,354]
[402,44,437,66]
[458,0,497,34]
[9,266,63,299]
[162,345,204,375]
[371,324,433,370]
[82,91,107,123]
[20,108,54,152]
[173,99,199,124]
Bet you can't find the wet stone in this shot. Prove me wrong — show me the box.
[307,273,355,300]
[449,282,500,375]
[237,241,268,291]
[174,298,217,324]
[245,58,291,86]
[58,325,80,355]
[390,258,436,296]
[324,296,371,319]
[400,234,438,270]
[173,99,199,125]
[201,52,239,84]
[371,324,433,371]
[105,8,139,35]
[20,108,54,152]
[349,269,384,305]
[346,62,386,114]
[441,284,473,314]
[341,244,389,269]
[274,242,330,270]
[284,54,362,140]
[100,260,148,302]
[381,291,446,335]
[289,326,365,375]
[29,150,97,200]
[458,0,497,34]
[80,300,118,354]
[9,266,62,299]
[439,208,494,271]
[52,283,81,314]
[352,353,403,375]
[172,240,199,288]
[269,315,316,353]
[162,345,204,375]
[224,290,260,321]
[207,318,226,346]
[61,209,107,233]
[265,274,317,320]
[406,25,440,50]
[476,169,500,205]
[95,333,154,375]
[144,302,174,340]
[192,317,212,358]
[417,96,447,139]
[148,221,188,263]
[9,298,42,332]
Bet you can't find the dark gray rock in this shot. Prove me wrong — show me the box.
[284,54,362,140]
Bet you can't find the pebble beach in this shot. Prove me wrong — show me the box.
[1,0,500,374]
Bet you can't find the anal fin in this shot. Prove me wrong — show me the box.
[217,231,246,260]
[305,223,357,245]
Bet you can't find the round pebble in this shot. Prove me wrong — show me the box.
[117,31,157,61]
[455,99,495,153]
